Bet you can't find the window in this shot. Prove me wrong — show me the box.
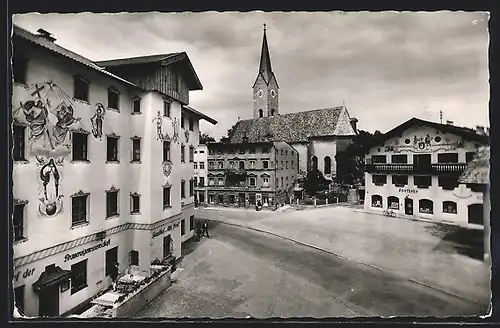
[324,156,331,174]
[72,132,88,161]
[218,178,224,186]
[217,194,224,203]
[249,177,256,186]
[163,101,171,117]
[388,196,399,210]
[392,175,408,187]
[163,236,172,258]
[413,154,431,168]
[262,147,269,153]
[72,195,88,225]
[104,190,119,219]
[132,138,141,162]
[181,145,185,163]
[189,118,194,131]
[107,88,120,110]
[71,259,87,294]
[438,176,459,190]
[181,113,185,129]
[466,151,476,163]
[438,153,459,163]
[105,246,118,277]
[208,161,215,169]
[181,180,186,199]
[286,176,289,186]
[199,162,205,170]
[163,141,171,162]
[189,146,194,162]
[190,215,195,231]
[13,125,26,161]
[13,56,28,84]
[249,147,256,154]
[239,161,245,170]
[209,149,214,155]
[280,150,284,156]
[281,177,284,187]
[371,195,383,208]
[285,150,288,156]
[414,175,432,188]
[132,97,141,113]
[259,109,263,118]
[311,156,318,171]
[419,199,433,214]
[194,177,198,185]
[262,160,269,169]
[129,250,139,266]
[250,160,256,169]
[189,179,194,196]
[13,204,25,241]
[181,219,186,236]
[371,155,387,163]
[285,161,289,170]
[131,194,140,214]
[262,177,269,186]
[194,162,198,169]
[443,201,457,214]
[218,161,224,169]
[275,178,279,187]
[163,186,171,208]
[372,175,387,185]
[209,178,215,186]
[391,154,407,164]
[199,177,205,186]
[73,76,89,102]
[281,161,283,170]
[199,150,205,154]
[14,285,25,313]
[292,161,295,169]
[106,136,119,162]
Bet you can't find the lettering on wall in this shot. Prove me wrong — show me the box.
[14,268,35,282]
[398,188,418,194]
[64,239,111,262]
[152,228,165,239]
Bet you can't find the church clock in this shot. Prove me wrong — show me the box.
[270,89,277,98]
[256,89,264,98]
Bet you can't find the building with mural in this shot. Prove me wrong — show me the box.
[11,25,216,317]
[203,141,298,209]
[227,25,358,183]
[193,144,208,206]
[363,117,489,228]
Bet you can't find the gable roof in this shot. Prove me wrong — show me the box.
[459,146,490,185]
[377,117,489,145]
[182,105,217,125]
[12,25,138,88]
[95,52,203,91]
[229,107,348,143]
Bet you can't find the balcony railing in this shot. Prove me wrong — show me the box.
[366,163,468,174]
[206,185,271,191]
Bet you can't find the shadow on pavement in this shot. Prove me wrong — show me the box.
[426,224,484,261]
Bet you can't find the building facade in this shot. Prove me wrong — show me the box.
[202,142,298,209]
[11,26,216,317]
[193,144,208,206]
[364,118,489,228]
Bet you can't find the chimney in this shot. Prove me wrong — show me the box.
[36,28,56,42]
[476,125,485,135]
[349,118,358,133]
[446,120,454,125]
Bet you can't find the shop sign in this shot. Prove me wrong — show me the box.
[14,267,35,282]
[398,188,418,194]
[64,239,111,262]
[152,228,165,239]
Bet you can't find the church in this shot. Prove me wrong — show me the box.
[228,25,359,181]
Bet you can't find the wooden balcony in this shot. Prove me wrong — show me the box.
[366,163,468,175]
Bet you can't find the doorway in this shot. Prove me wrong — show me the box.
[405,198,413,215]
[163,235,172,259]
[105,246,118,277]
[238,193,245,207]
[39,285,59,317]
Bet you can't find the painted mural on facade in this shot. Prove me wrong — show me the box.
[384,132,466,154]
[184,129,190,143]
[152,111,171,141]
[35,156,64,216]
[90,103,106,140]
[172,117,179,143]
[162,161,173,178]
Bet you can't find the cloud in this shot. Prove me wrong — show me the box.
[13,11,490,138]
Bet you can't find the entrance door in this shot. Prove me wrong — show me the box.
[163,235,172,259]
[199,192,205,204]
[238,193,245,207]
[39,285,59,317]
[405,198,413,215]
[105,246,118,277]
[468,203,484,225]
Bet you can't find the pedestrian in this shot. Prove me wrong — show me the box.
[202,221,210,238]
[110,262,119,291]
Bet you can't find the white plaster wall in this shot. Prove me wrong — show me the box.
[310,139,338,178]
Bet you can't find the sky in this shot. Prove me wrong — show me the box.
[13,11,490,139]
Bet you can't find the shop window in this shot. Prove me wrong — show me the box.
[372,175,387,186]
[163,186,171,208]
[129,250,139,266]
[106,136,119,162]
[414,175,432,188]
[106,190,119,218]
[371,195,383,208]
[437,153,459,163]
[13,125,26,161]
[388,196,399,210]
[132,97,141,113]
[131,138,141,162]
[190,215,195,231]
[181,180,186,199]
[371,155,387,164]
[181,219,186,236]
[105,246,118,276]
[107,88,120,110]
[14,285,25,313]
[70,259,88,294]
[217,194,224,203]
[443,201,457,214]
[181,145,185,163]
[73,76,89,102]
[419,199,433,214]
[72,132,88,161]
[131,194,140,214]
[13,204,25,241]
[392,175,408,187]
[72,195,88,225]
[249,194,256,205]
[229,195,236,204]
[163,100,171,117]
[391,154,408,164]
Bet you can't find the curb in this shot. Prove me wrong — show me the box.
[204,218,488,308]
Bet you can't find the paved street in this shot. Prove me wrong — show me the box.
[136,222,487,318]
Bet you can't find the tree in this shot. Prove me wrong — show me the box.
[199,132,216,144]
[303,169,330,197]
[335,130,385,185]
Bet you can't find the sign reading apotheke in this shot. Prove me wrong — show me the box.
[398,188,418,194]
[64,239,111,262]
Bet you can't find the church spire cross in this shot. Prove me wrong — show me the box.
[263,23,266,32]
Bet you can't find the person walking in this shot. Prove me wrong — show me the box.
[110,262,119,291]
[202,221,210,238]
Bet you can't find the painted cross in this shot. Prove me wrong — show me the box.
[31,84,46,98]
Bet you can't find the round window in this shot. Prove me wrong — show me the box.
[405,139,411,144]
[435,136,442,143]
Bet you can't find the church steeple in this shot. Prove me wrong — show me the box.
[253,24,279,119]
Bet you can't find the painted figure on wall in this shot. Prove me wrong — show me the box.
[152,110,165,141]
[172,117,179,143]
[185,129,190,143]
[20,98,53,150]
[90,103,106,140]
[36,156,64,217]
[53,103,81,146]
[162,161,173,178]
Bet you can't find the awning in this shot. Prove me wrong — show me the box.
[33,265,71,293]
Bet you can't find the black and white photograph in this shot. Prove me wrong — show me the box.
[10,11,491,319]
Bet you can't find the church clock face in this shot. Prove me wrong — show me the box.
[270,89,277,98]
[256,89,264,98]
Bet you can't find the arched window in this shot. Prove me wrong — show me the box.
[371,195,383,208]
[259,109,263,118]
[443,201,457,214]
[388,196,399,210]
[419,199,433,214]
[270,109,275,116]
[311,156,318,171]
[324,156,331,175]
[468,203,483,225]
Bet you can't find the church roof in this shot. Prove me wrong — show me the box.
[229,107,346,143]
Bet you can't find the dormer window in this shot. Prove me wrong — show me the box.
[73,76,89,102]
[107,88,120,110]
